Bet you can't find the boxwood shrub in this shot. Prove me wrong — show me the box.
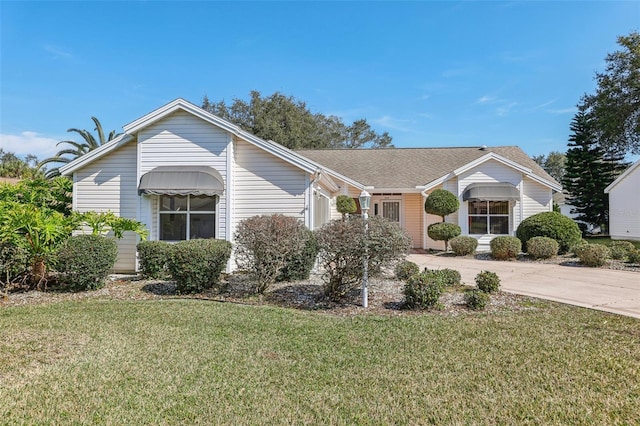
[55,234,118,291]
[490,236,521,260]
[449,236,478,256]
[0,242,29,285]
[516,211,581,254]
[137,240,173,279]
[526,236,559,259]
[465,289,490,310]
[628,248,640,264]
[394,260,420,281]
[425,268,462,287]
[277,228,319,282]
[609,241,636,261]
[475,270,500,293]
[403,271,444,309]
[167,239,232,294]
[577,244,610,267]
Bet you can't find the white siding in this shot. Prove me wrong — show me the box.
[608,169,640,240]
[138,110,231,240]
[74,142,138,272]
[521,177,552,224]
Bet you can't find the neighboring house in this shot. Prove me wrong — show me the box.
[60,99,561,272]
[605,159,640,241]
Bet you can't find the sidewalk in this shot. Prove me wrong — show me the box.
[407,253,640,319]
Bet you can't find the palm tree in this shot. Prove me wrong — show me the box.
[38,117,122,178]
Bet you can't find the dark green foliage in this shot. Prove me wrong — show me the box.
[465,289,490,311]
[167,239,232,294]
[526,236,559,259]
[532,151,566,183]
[277,228,319,282]
[427,222,461,250]
[137,240,173,279]
[490,236,521,260]
[55,235,118,291]
[516,211,582,254]
[394,260,420,281]
[424,268,462,287]
[449,236,478,256]
[475,271,500,294]
[577,244,610,267]
[609,241,636,261]
[403,271,444,309]
[424,189,460,221]
[336,195,357,218]
[0,242,29,285]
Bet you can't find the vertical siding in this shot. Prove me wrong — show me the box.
[403,193,423,248]
[138,110,230,240]
[608,170,640,240]
[74,142,138,272]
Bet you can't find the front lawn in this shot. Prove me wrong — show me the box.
[584,235,640,250]
[1,297,638,424]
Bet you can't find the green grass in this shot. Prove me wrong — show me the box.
[1,299,639,425]
[584,236,640,250]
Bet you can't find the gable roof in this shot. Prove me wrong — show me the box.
[605,159,640,193]
[297,146,561,191]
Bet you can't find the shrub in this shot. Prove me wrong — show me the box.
[167,239,232,294]
[235,214,309,294]
[628,248,640,264]
[137,240,173,279]
[316,216,411,301]
[403,271,445,309]
[449,236,478,256]
[277,228,319,282]
[490,236,521,260]
[526,236,559,259]
[516,211,582,254]
[336,195,357,218]
[55,235,118,291]
[425,268,462,287]
[609,241,636,261]
[424,189,460,221]
[475,270,500,293]
[395,260,420,281]
[427,222,461,250]
[465,289,490,310]
[577,244,610,267]
[573,239,590,258]
[0,242,29,285]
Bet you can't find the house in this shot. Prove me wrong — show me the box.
[60,98,561,272]
[605,159,640,241]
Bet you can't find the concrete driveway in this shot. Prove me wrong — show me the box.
[407,253,640,319]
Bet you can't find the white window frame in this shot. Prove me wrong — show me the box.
[158,194,218,241]
[468,200,510,235]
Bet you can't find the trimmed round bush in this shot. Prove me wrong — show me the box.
[427,222,461,249]
[0,242,29,285]
[628,249,640,264]
[55,235,118,291]
[449,236,478,256]
[424,189,460,220]
[609,241,636,261]
[475,270,500,293]
[395,260,420,281]
[490,236,521,260]
[277,228,319,282]
[336,195,357,217]
[526,236,559,259]
[516,211,581,254]
[573,240,589,258]
[426,268,462,287]
[577,244,610,267]
[403,271,444,309]
[168,239,232,294]
[137,240,173,279]
[465,289,490,310]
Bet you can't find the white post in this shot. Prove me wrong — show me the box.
[359,190,371,308]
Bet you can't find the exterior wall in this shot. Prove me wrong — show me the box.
[608,169,640,241]
[74,141,138,272]
[521,176,552,226]
[403,193,423,248]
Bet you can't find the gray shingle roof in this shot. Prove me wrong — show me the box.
[296,146,558,189]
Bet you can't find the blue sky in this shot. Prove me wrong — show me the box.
[1,1,639,162]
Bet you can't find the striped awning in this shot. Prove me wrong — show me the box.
[462,183,519,201]
[138,166,224,196]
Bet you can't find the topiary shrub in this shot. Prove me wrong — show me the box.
[465,289,490,310]
[490,236,521,260]
[55,234,118,291]
[235,214,309,294]
[526,236,559,259]
[424,189,460,221]
[137,240,173,279]
[395,260,420,281]
[403,271,445,309]
[475,270,500,293]
[277,228,319,282]
[577,244,610,267]
[516,211,581,254]
[628,248,640,264]
[167,239,232,294]
[609,241,636,261]
[449,236,478,256]
[317,216,411,301]
[336,195,357,219]
[0,242,29,286]
[427,222,461,251]
[425,268,462,287]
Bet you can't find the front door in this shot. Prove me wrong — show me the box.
[382,200,401,223]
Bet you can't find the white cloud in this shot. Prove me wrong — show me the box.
[476,95,496,104]
[496,102,518,117]
[43,44,72,59]
[0,132,60,158]
[547,107,578,115]
[371,116,413,132]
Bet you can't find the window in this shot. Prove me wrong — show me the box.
[468,200,509,235]
[159,195,217,241]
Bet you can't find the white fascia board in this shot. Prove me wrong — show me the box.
[60,133,135,175]
[419,172,456,193]
[452,152,532,176]
[369,187,423,194]
[605,159,640,193]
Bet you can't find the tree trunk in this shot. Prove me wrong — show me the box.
[31,257,47,289]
